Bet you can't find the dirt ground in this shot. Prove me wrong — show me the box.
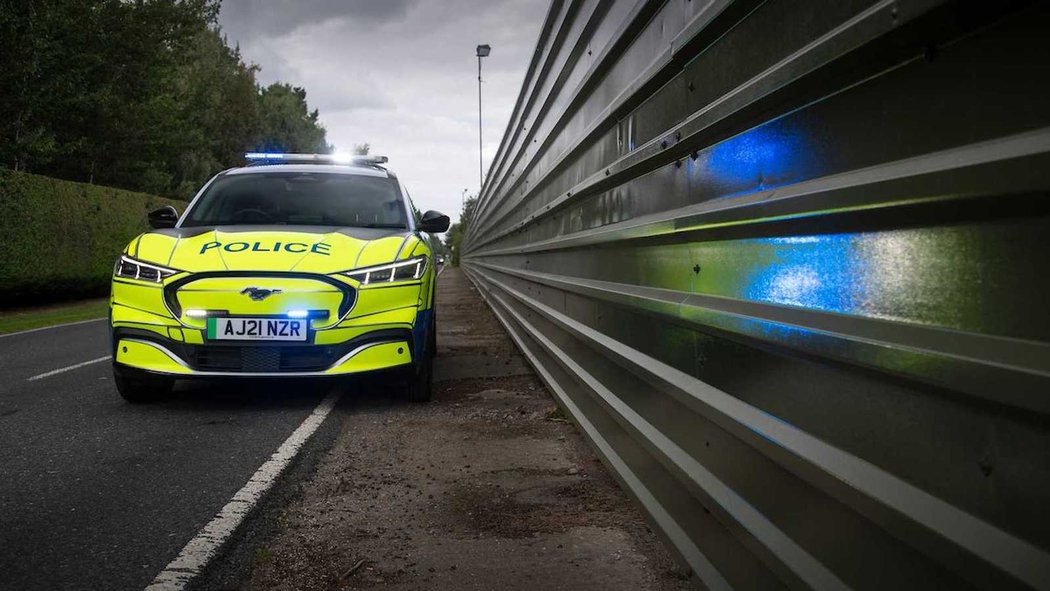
[239,267,692,590]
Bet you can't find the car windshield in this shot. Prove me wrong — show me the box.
[181,172,409,228]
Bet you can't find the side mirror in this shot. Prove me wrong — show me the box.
[148,206,179,229]
[418,210,450,233]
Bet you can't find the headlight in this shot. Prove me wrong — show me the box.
[113,255,178,283]
[344,256,426,285]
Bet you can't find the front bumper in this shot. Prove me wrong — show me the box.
[111,271,431,377]
[113,329,414,377]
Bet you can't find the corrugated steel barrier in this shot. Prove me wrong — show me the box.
[462,0,1050,588]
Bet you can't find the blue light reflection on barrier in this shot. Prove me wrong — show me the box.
[697,122,816,199]
[744,234,859,315]
[697,122,862,316]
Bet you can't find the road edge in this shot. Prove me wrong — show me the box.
[145,391,342,591]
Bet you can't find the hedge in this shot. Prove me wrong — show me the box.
[0,169,183,305]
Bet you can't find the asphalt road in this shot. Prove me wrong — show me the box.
[0,318,338,591]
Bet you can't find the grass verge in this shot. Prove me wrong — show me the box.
[0,298,108,335]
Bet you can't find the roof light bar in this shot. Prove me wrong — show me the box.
[244,153,388,166]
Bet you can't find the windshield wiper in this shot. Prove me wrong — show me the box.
[354,223,407,229]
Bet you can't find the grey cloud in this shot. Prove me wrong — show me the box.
[216,0,546,222]
[218,0,416,44]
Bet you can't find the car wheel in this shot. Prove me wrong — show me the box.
[406,354,433,403]
[406,315,436,403]
[114,366,173,403]
[428,312,438,359]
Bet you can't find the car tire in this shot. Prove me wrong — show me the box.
[406,354,433,403]
[114,366,173,403]
[406,314,437,403]
[428,311,438,360]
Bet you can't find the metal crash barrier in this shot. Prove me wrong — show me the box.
[462,0,1050,588]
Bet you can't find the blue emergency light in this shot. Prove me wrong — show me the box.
[243,152,388,166]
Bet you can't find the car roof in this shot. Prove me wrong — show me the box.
[224,163,394,179]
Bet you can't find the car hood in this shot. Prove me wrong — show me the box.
[129,226,422,274]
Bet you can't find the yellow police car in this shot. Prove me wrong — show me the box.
[109,153,449,402]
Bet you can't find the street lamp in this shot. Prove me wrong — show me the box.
[476,44,491,191]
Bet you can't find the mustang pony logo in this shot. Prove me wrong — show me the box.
[240,287,282,301]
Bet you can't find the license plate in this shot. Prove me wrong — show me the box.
[206,317,307,341]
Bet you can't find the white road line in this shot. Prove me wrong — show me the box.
[26,356,112,381]
[0,317,106,339]
[145,392,342,591]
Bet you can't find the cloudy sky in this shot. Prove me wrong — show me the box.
[217,0,547,224]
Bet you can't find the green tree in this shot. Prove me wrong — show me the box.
[169,27,261,196]
[0,0,331,200]
[256,83,330,154]
[444,196,477,266]
[0,0,65,171]
[0,0,211,187]
[47,0,210,194]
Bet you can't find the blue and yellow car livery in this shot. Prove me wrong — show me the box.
[109,154,449,402]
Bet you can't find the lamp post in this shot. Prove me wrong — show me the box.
[476,44,491,192]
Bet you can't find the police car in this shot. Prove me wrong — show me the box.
[109,153,449,402]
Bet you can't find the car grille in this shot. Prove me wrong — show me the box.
[163,272,356,324]
[191,345,340,372]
